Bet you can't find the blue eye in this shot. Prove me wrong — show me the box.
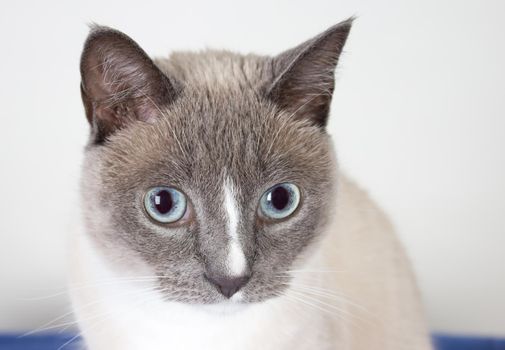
[259,183,300,220]
[144,187,187,223]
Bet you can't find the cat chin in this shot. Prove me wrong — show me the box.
[190,291,250,316]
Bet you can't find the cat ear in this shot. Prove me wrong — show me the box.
[267,18,353,127]
[80,25,178,144]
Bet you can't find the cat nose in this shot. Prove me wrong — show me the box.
[205,274,251,298]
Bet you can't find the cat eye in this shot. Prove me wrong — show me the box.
[259,183,300,220]
[144,187,187,224]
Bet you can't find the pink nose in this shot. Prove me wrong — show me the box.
[205,274,251,298]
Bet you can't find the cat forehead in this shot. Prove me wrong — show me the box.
[153,51,286,143]
[155,50,273,90]
[102,104,327,177]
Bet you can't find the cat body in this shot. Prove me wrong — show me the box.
[72,20,432,349]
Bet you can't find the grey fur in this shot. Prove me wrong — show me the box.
[80,19,352,303]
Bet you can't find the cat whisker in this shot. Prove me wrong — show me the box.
[274,273,326,286]
[287,284,373,319]
[283,289,366,331]
[19,277,161,301]
[56,286,174,350]
[278,277,375,318]
[57,288,167,334]
[283,269,347,274]
[281,291,347,322]
[288,289,359,321]
[20,285,165,338]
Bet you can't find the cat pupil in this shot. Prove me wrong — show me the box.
[154,190,173,214]
[271,186,290,210]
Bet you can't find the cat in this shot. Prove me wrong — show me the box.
[71,18,432,349]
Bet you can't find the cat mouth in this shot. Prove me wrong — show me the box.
[195,293,249,315]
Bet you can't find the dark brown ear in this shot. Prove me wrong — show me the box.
[80,25,178,144]
[267,18,353,127]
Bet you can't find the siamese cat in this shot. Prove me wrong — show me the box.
[71,18,432,349]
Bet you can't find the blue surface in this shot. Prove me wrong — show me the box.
[433,335,505,350]
[1,333,505,349]
[0,333,80,350]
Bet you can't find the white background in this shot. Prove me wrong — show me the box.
[0,0,504,336]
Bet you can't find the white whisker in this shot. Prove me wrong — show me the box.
[287,282,373,316]
[20,285,163,338]
[58,286,175,350]
[19,276,160,301]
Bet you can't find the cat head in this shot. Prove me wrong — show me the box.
[79,19,352,304]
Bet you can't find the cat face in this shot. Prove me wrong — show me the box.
[80,20,351,304]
